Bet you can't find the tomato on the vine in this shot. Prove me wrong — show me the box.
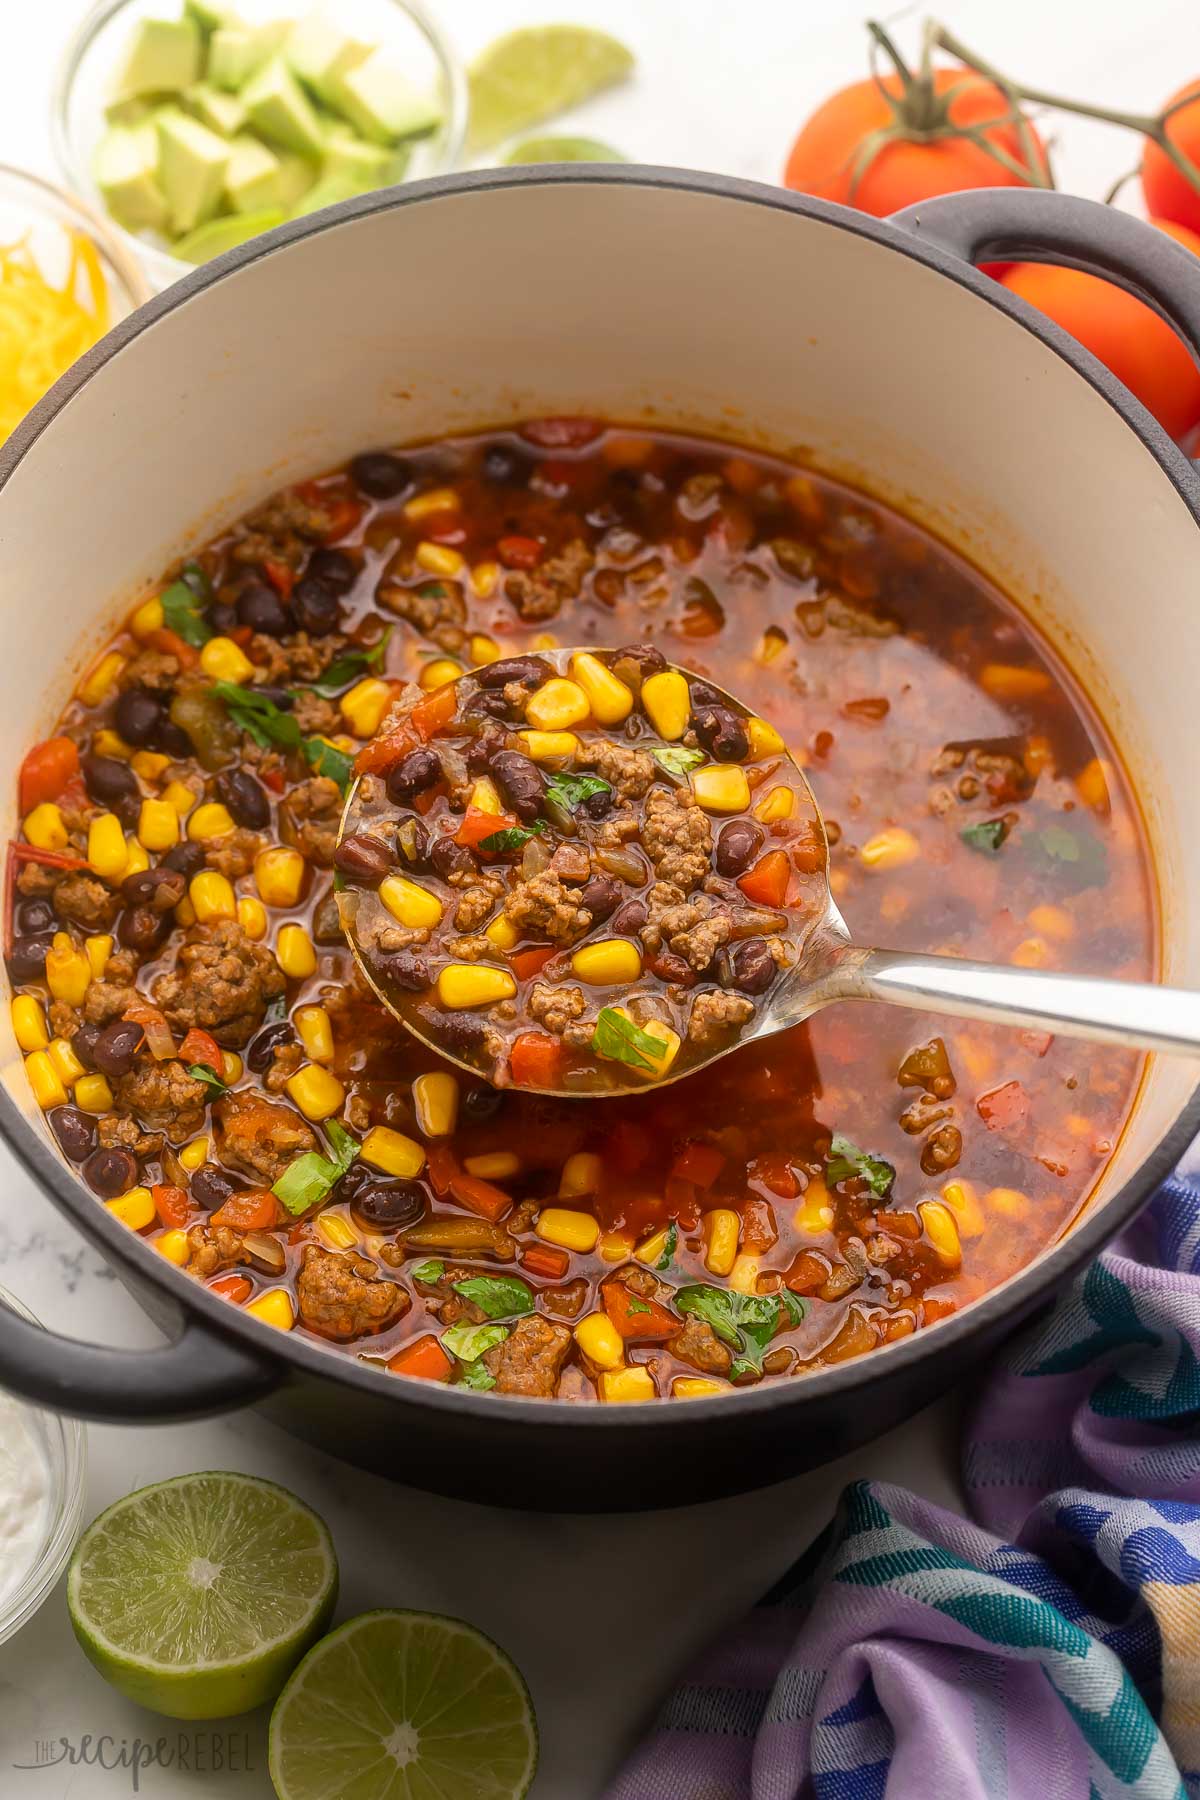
[1141,81,1200,233]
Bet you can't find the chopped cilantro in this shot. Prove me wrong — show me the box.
[451,1275,534,1320]
[674,1284,807,1378]
[479,821,546,853]
[544,771,612,810]
[272,1119,360,1216]
[1032,824,1109,892]
[442,1321,508,1364]
[825,1132,896,1199]
[408,1260,444,1284]
[655,1222,678,1271]
[213,682,354,793]
[590,1006,663,1072]
[625,1295,651,1315]
[651,745,705,778]
[303,736,355,793]
[459,1360,497,1390]
[187,1061,227,1096]
[960,818,1008,855]
[304,629,392,697]
[160,563,212,648]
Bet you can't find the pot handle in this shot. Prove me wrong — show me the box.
[889,189,1200,359]
[0,1291,277,1421]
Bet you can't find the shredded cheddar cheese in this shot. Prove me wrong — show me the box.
[0,229,110,445]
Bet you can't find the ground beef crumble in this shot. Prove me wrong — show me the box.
[215,1091,316,1184]
[688,989,756,1045]
[113,1059,209,1139]
[153,919,285,1046]
[579,738,657,800]
[482,1314,573,1395]
[296,1244,409,1340]
[529,981,587,1035]
[503,539,593,621]
[281,777,342,868]
[502,871,592,945]
[641,787,712,893]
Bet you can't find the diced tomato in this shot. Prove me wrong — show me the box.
[737,850,791,908]
[388,1335,453,1382]
[263,559,294,599]
[670,1141,725,1189]
[448,1173,512,1224]
[602,1280,678,1342]
[510,946,554,982]
[152,1184,190,1228]
[411,685,458,740]
[455,806,519,849]
[209,1274,252,1304]
[18,737,80,813]
[977,1080,1030,1132]
[211,1191,281,1232]
[354,724,417,777]
[749,1152,800,1199]
[321,499,363,542]
[426,1144,459,1199]
[520,416,602,450]
[520,1243,570,1281]
[179,1028,223,1074]
[509,1031,565,1089]
[497,535,543,570]
[260,766,286,793]
[144,627,199,669]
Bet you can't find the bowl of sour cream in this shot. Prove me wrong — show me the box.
[0,1289,87,1645]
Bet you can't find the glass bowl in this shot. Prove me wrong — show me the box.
[52,0,468,291]
[0,1288,88,1647]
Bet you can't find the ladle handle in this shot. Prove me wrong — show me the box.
[825,946,1200,1058]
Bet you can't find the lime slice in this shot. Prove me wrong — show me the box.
[504,135,627,165]
[467,26,634,154]
[268,1609,538,1800]
[67,1472,338,1720]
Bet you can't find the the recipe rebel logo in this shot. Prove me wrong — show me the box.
[12,1730,256,1792]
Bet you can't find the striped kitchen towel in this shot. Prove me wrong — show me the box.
[606,1166,1200,1799]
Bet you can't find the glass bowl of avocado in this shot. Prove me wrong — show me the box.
[52,0,468,288]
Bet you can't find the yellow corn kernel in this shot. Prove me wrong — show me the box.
[536,1208,600,1254]
[436,964,517,1009]
[980,662,1053,702]
[574,1312,624,1371]
[93,729,133,760]
[77,650,125,707]
[403,485,460,521]
[236,896,267,940]
[47,1036,86,1086]
[175,897,196,927]
[641,669,690,740]
[754,626,789,666]
[860,826,921,871]
[317,1211,360,1251]
[560,1151,602,1197]
[518,730,579,763]
[673,1377,728,1399]
[469,634,502,666]
[599,1366,656,1404]
[105,1186,155,1230]
[189,871,236,923]
[74,1073,113,1116]
[24,1050,68,1110]
[919,1199,962,1265]
[199,635,254,684]
[329,735,357,754]
[187,802,236,841]
[1012,936,1050,969]
[179,1135,208,1172]
[84,936,113,982]
[124,840,150,879]
[570,651,633,725]
[753,784,795,824]
[246,1289,295,1331]
[418,658,462,692]
[155,1228,190,1266]
[532,632,559,651]
[276,923,317,979]
[941,1179,986,1239]
[379,875,443,931]
[793,1175,834,1236]
[412,1071,459,1138]
[254,846,306,908]
[703,1208,740,1276]
[11,997,48,1052]
[341,677,393,738]
[130,750,170,782]
[87,812,128,882]
[634,1225,671,1266]
[137,797,179,852]
[571,939,643,985]
[45,935,91,1007]
[692,765,751,813]
[728,1252,760,1295]
[23,802,68,851]
[163,780,199,816]
[361,1125,426,1178]
[415,540,465,577]
[221,1051,243,1085]
[601,1228,636,1263]
[987,1186,1030,1218]
[746,715,785,759]
[470,562,499,599]
[525,678,589,731]
[464,1150,521,1180]
[129,594,165,638]
[1076,757,1112,813]
[466,776,502,817]
[484,914,518,950]
[295,1004,334,1065]
[285,1063,345,1122]
[1027,904,1075,943]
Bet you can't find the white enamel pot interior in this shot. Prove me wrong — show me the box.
[0,171,1197,1492]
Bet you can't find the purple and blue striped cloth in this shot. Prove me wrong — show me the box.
[607,1158,1200,1799]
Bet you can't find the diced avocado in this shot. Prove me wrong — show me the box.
[112,16,201,101]
[320,121,391,186]
[155,107,231,235]
[104,95,154,126]
[184,0,243,32]
[241,56,325,157]
[275,151,319,210]
[207,21,288,92]
[289,172,366,218]
[287,12,368,108]
[173,207,285,263]
[183,81,246,136]
[223,133,281,213]
[326,48,441,146]
[92,120,168,233]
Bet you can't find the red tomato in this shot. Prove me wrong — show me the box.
[1001,222,1200,440]
[1141,82,1200,232]
[211,1191,281,1232]
[509,1031,565,1089]
[18,737,80,812]
[152,1184,190,1228]
[179,1028,223,1074]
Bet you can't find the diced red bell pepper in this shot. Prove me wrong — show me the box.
[602,1281,678,1342]
[426,1144,459,1199]
[144,627,199,669]
[520,416,602,450]
[448,1173,512,1223]
[455,806,519,849]
[509,1031,565,1089]
[670,1141,725,1189]
[497,535,543,570]
[260,766,286,793]
[410,685,458,740]
[18,737,80,813]
[388,1335,453,1382]
[262,559,294,599]
[977,1079,1029,1132]
[354,724,417,777]
[179,1028,223,1075]
[510,946,555,982]
[152,1184,190,1229]
[749,1152,800,1199]
[737,850,791,908]
[210,1274,252,1304]
[520,1243,570,1281]
[321,498,363,542]
[211,1191,281,1232]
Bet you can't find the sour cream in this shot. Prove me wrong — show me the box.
[0,1390,49,1610]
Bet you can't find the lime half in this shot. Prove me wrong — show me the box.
[504,135,627,165]
[467,26,634,153]
[268,1609,538,1800]
[67,1472,338,1720]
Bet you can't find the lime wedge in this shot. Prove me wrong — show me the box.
[467,26,634,154]
[504,135,626,165]
[67,1472,338,1720]
[268,1609,538,1800]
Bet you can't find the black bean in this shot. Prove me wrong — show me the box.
[435,1012,488,1056]
[462,1082,504,1123]
[50,1106,96,1163]
[113,689,163,747]
[190,1165,239,1211]
[291,576,341,637]
[728,938,776,995]
[580,786,613,820]
[482,444,530,486]
[430,836,474,880]
[394,818,429,869]
[465,728,508,778]
[209,601,238,635]
[350,451,410,499]
[334,833,393,885]
[6,936,52,984]
[236,582,290,637]
[83,1147,137,1198]
[385,749,442,805]
[490,750,544,821]
[122,866,186,911]
[161,840,207,879]
[93,1018,145,1078]
[693,702,750,763]
[612,642,666,679]
[476,655,553,690]
[336,1161,374,1203]
[610,898,648,937]
[154,720,193,760]
[71,1022,102,1070]
[715,818,764,878]
[16,899,55,936]
[215,767,270,830]
[306,547,357,594]
[462,691,513,724]
[119,904,171,952]
[350,1178,426,1231]
[246,1019,295,1072]
[312,890,344,945]
[579,875,621,923]
[378,949,430,991]
[82,752,140,816]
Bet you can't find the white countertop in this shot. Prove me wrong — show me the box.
[0,1,1193,1793]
